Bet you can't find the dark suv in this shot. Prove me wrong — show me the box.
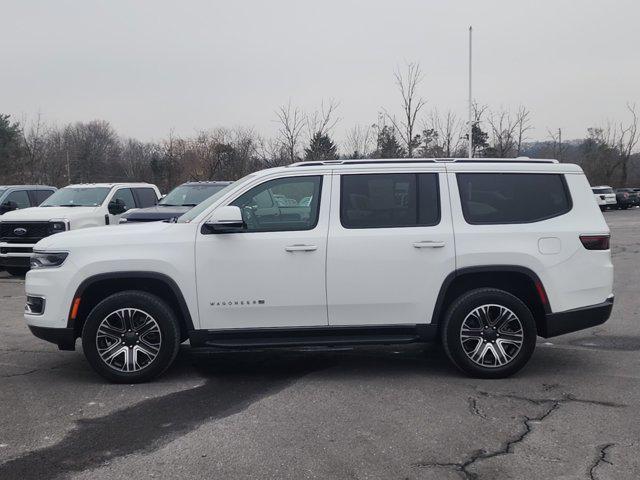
[614,188,639,209]
[0,185,56,215]
[119,181,232,223]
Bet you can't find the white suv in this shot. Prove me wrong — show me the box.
[0,183,160,276]
[24,159,614,382]
[592,186,617,210]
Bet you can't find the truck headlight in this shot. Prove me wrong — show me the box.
[30,252,69,269]
[48,219,69,235]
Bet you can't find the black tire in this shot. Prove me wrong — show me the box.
[6,267,29,277]
[440,288,537,379]
[82,291,180,383]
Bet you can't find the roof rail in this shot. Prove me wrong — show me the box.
[287,157,558,167]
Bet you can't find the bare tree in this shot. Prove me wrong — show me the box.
[515,106,533,156]
[384,62,427,157]
[344,124,373,159]
[275,101,305,163]
[20,112,48,183]
[615,103,639,185]
[306,99,340,139]
[423,109,464,157]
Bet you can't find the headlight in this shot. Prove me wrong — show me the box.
[48,219,69,235]
[30,252,69,269]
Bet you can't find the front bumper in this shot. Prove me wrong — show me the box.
[28,326,76,350]
[0,255,30,268]
[0,242,35,268]
[539,295,614,338]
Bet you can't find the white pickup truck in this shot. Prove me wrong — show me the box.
[0,183,160,276]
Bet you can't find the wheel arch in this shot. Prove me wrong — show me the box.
[69,272,194,341]
[431,266,550,337]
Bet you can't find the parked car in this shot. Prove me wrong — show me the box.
[24,158,613,383]
[0,183,160,276]
[119,181,232,223]
[0,185,57,215]
[592,186,617,210]
[614,188,639,209]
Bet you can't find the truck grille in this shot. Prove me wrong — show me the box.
[0,222,51,243]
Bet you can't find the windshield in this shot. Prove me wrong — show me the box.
[41,187,111,207]
[592,187,614,194]
[178,175,255,223]
[0,189,6,198]
[161,184,227,207]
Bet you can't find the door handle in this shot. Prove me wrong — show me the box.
[285,244,318,252]
[413,240,446,249]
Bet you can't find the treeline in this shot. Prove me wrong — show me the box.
[1,63,638,191]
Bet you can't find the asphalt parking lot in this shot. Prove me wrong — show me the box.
[0,210,639,480]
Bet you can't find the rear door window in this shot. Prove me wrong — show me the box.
[457,173,572,224]
[31,189,55,206]
[133,188,159,208]
[340,173,440,228]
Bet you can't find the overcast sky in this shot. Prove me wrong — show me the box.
[3,0,638,145]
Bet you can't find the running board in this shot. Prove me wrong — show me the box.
[189,325,437,349]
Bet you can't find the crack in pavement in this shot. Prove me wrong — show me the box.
[414,391,624,480]
[0,362,77,379]
[588,443,614,480]
[0,354,324,480]
[467,396,486,419]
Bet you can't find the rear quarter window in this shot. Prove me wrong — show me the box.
[456,173,572,224]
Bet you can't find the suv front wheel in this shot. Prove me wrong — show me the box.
[82,291,180,383]
[441,288,537,379]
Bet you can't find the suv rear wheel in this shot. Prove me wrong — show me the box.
[441,288,537,378]
[81,291,180,383]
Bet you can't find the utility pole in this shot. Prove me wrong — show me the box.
[468,26,473,158]
[558,128,562,162]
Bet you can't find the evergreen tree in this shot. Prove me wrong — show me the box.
[0,114,22,177]
[304,132,338,161]
[373,125,406,158]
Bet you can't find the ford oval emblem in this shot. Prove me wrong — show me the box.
[13,228,27,236]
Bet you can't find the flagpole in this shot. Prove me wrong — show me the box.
[468,26,473,158]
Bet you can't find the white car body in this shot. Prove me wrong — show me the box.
[0,183,160,270]
[23,159,615,381]
[592,186,617,208]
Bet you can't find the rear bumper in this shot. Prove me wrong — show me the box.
[28,325,76,351]
[539,296,614,338]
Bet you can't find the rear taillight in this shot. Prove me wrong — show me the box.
[580,235,610,250]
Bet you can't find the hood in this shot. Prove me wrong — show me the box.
[0,206,100,222]
[35,221,176,251]
[121,205,191,222]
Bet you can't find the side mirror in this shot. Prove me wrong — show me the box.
[202,205,244,234]
[0,201,17,213]
[108,198,127,215]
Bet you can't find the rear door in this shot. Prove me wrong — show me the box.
[326,165,455,326]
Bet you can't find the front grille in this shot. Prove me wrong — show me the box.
[0,247,33,254]
[0,222,50,243]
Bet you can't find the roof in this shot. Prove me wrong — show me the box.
[64,183,158,189]
[0,185,56,190]
[287,157,559,168]
[182,181,233,186]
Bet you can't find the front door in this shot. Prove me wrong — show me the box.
[326,167,455,326]
[195,174,331,330]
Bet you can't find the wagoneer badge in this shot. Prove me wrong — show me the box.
[13,228,27,236]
